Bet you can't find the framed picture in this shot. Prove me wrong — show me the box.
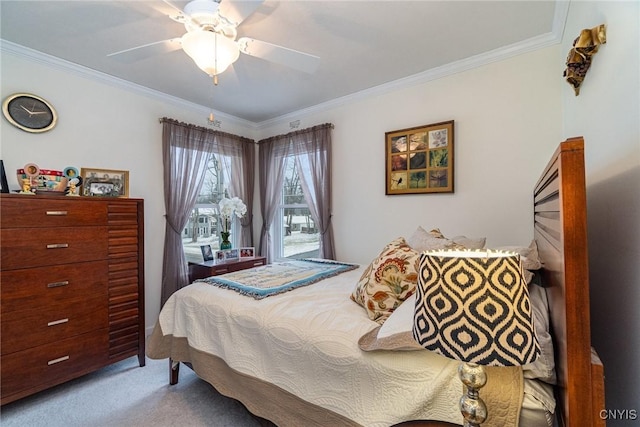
[385,120,454,195]
[80,167,129,197]
[224,248,239,261]
[0,160,9,193]
[239,247,255,259]
[214,250,226,264]
[200,245,214,261]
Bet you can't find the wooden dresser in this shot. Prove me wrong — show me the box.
[0,194,145,405]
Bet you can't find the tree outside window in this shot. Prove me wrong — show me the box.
[182,154,236,263]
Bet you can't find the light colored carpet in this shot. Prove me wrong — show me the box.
[0,357,270,427]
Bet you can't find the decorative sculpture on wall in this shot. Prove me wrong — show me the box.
[564,24,607,95]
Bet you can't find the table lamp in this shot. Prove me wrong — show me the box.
[412,249,539,426]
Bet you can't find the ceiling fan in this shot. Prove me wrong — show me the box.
[108,0,320,81]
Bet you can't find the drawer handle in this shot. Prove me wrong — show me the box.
[48,356,70,365]
[46,211,68,216]
[217,269,229,273]
[47,280,69,288]
[253,261,264,266]
[46,243,69,249]
[48,318,69,327]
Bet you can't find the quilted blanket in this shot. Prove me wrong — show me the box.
[196,258,358,299]
[148,265,525,427]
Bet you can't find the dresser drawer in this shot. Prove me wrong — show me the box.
[1,261,108,313]
[1,295,108,355]
[0,226,108,270]
[0,331,108,401]
[0,197,107,228]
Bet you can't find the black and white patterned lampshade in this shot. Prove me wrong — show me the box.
[412,249,540,367]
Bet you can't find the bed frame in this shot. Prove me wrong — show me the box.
[533,137,605,427]
[168,137,605,427]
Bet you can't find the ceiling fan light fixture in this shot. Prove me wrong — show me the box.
[181,30,240,77]
[183,0,220,30]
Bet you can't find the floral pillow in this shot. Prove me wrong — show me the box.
[350,237,420,324]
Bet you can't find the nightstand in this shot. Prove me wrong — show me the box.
[188,256,267,282]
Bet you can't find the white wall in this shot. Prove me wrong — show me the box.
[561,1,640,421]
[0,49,255,335]
[1,44,563,337]
[258,46,563,264]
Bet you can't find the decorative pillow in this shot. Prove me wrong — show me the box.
[495,239,542,271]
[358,293,423,351]
[523,282,556,384]
[451,235,486,250]
[350,237,419,324]
[406,227,459,252]
[494,240,542,284]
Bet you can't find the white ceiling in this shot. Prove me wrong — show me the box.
[0,1,561,124]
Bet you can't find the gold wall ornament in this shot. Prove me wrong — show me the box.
[564,24,607,96]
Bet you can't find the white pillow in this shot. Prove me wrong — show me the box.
[407,227,457,252]
[523,283,556,384]
[378,293,416,338]
[357,294,423,351]
[451,235,486,250]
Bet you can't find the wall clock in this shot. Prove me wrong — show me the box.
[2,93,57,133]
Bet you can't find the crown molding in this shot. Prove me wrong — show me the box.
[257,32,563,130]
[257,1,568,130]
[0,39,256,130]
[1,0,567,133]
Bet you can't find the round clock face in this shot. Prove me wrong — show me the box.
[2,93,57,133]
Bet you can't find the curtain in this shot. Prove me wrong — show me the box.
[257,136,290,262]
[160,118,255,307]
[213,131,255,247]
[258,123,334,262]
[291,124,335,259]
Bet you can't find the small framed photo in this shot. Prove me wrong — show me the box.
[80,167,129,197]
[214,250,225,264]
[200,245,214,261]
[224,248,239,261]
[385,120,454,195]
[239,247,255,258]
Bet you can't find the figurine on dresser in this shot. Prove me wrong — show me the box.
[18,179,35,195]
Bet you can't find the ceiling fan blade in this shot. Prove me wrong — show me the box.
[238,37,320,74]
[161,0,185,15]
[219,0,264,26]
[107,38,182,63]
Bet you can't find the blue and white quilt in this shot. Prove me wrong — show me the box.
[196,258,358,299]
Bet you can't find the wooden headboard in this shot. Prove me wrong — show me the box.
[533,137,605,427]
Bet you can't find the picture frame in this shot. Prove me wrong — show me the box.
[239,247,255,259]
[80,167,129,197]
[385,120,454,195]
[214,250,226,264]
[224,248,239,261]
[200,244,214,261]
[0,160,9,193]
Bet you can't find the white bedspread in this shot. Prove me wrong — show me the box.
[155,266,501,426]
[159,268,461,426]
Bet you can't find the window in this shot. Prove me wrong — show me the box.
[182,153,238,263]
[274,156,319,260]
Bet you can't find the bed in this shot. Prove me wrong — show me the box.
[147,137,605,427]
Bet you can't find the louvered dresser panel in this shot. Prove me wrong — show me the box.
[0,194,145,405]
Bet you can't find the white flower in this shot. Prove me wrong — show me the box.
[219,197,247,220]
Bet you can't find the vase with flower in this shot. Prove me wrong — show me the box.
[218,196,247,250]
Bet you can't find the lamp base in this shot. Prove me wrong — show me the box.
[458,362,488,427]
